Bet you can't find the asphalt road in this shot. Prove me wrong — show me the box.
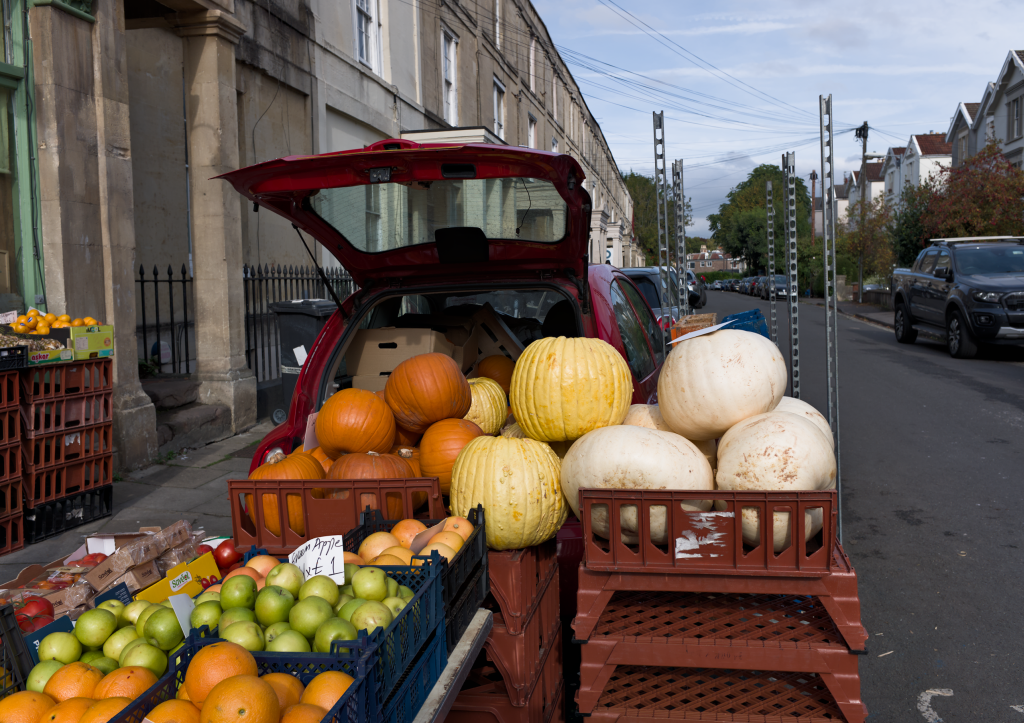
[699,289,1024,721]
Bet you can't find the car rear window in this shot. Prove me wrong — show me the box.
[631,276,661,309]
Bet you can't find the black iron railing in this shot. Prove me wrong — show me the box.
[137,265,194,374]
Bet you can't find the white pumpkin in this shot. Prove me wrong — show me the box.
[560,425,715,544]
[623,404,716,470]
[714,499,825,553]
[774,397,834,449]
[657,329,787,441]
[716,411,836,492]
[500,421,526,438]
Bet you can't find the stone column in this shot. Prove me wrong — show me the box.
[176,11,255,433]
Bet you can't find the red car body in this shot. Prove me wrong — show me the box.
[220,140,667,472]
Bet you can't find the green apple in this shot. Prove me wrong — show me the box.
[386,577,399,599]
[333,593,354,614]
[220,575,258,610]
[194,591,221,607]
[221,621,264,652]
[264,621,291,645]
[97,599,127,628]
[314,618,357,654]
[123,600,152,627]
[344,563,361,583]
[382,597,407,617]
[118,637,148,666]
[121,643,168,678]
[90,657,119,675]
[190,600,223,632]
[288,597,334,640]
[338,598,367,623]
[255,585,295,627]
[298,575,340,607]
[266,630,311,653]
[351,568,388,602]
[135,604,162,638]
[144,607,185,651]
[339,585,355,598]
[397,585,414,600]
[349,601,393,635]
[38,632,81,664]
[80,650,104,664]
[265,563,304,598]
[74,608,118,648]
[102,626,139,661]
[26,660,63,693]
[219,607,257,630]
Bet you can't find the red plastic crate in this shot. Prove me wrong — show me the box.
[21,423,112,471]
[0,514,24,556]
[0,409,19,446]
[19,360,112,402]
[488,539,558,635]
[21,391,113,438]
[482,561,561,706]
[0,444,19,483]
[0,371,19,409]
[23,455,114,507]
[557,516,584,619]
[582,666,862,722]
[0,479,23,518]
[228,477,446,555]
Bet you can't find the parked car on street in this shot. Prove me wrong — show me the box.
[891,237,1024,358]
[750,276,767,297]
[759,274,798,301]
[686,270,708,309]
[738,277,755,294]
[221,140,669,468]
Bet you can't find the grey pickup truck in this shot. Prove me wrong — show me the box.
[891,237,1024,358]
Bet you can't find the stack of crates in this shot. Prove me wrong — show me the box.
[20,360,115,543]
[0,372,24,555]
[447,540,565,723]
[571,489,869,723]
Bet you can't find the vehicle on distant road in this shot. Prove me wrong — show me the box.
[738,277,754,294]
[891,237,1024,358]
[760,274,797,300]
[711,280,724,290]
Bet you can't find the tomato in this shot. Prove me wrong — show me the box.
[19,597,54,619]
[213,540,242,568]
[28,615,54,632]
[79,553,108,566]
[196,544,214,555]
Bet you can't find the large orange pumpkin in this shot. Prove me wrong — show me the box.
[388,446,426,517]
[315,389,396,458]
[477,355,515,395]
[394,425,422,446]
[327,452,415,480]
[309,447,334,474]
[247,452,325,536]
[419,418,484,494]
[390,446,422,476]
[385,354,472,433]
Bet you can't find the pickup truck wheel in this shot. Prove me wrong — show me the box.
[894,303,917,344]
[947,309,978,359]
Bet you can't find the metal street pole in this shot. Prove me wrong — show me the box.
[782,152,800,400]
[766,180,778,344]
[652,112,670,353]
[673,160,689,317]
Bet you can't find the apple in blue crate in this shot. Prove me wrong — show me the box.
[333,593,354,614]
[266,629,311,653]
[135,604,162,638]
[265,563,304,598]
[386,577,399,599]
[255,585,295,626]
[398,585,414,600]
[382,597,407,617]
[349,602,393,635]
[190,601,223,632]
[144,608,185,651]
[337,598,366,623]
[221,621,265,652]
[26,661,63,693]
[38,632,82,664]
[123,600,152,627]
[74,608,118,648]
[264,621,291,644]
[102,626,139,661]
[121,643,168,678]
[298,575,339,607]
[219,607,256,630]
[220,575,258,610]
[314,618,357,654]
[90,657,119,676]
[96,599,127,628]
[118,638,148,666]
[194,591,221,607]
[288,596,334,640]
[351,568,387,602]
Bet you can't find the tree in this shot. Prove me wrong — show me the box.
[622,171,693,265]
[924,142,1024,238]
[888,180,935,267]
[841,196,894,279]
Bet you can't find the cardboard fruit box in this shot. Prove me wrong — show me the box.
[133,552,220,603]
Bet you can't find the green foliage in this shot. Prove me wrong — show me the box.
[700,270,744,282]
[623,171,693,265]
[841,196,894,278]
[888,180,934,267]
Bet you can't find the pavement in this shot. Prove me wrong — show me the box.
[0,420,275,582]
[801,297,897,329]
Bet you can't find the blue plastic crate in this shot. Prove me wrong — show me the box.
[113,639,371,723]
[382,622,447,723]
[721,309,771,339]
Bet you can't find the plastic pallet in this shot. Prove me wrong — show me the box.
[0,370,20,408]
[21,423,112,472]
[24,455,114,507]
[488,539,558,635]
[0,409,19,446]
[446,563,488,656]
[0,444,18,483]
[228,476,446,555]
[19,360,112,402]
[23,484,113,545]
[0,604,34,698]
[581,665,862,722]
[383,623,448,723]
[0,478,23,518]
[0,515,24,556]
[112,638,372,723]
[574,545,868,652]
[20,391,113,438]
[482,562,560,706]
[575,590,864,718]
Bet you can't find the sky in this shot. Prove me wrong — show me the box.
[531,0,1022,238]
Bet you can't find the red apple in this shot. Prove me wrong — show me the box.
[196,544,214,555]
[213,540,242,568]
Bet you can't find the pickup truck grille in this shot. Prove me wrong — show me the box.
[1005,292,1024,311]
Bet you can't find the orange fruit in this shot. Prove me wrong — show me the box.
[70,319,83,327]
[27,308,40,317]
[44,662,105,702]
[373,554,408,566]
[39,697,94,723]
[36,325,51,334]
[25,317,38,330]
[223,567,262,583]
[0,691,56,723]
[441,516,474,542]
[413,542,456,565]
[245,556,279,577]
[79,698,131,723]
[15,315,28,324]
[261,673,304,711]
[279,704,327,723]
[13,323,28,333]
[390,519,427,548]
[299,671,354,712]
[342,552,365,566]
[183,642,257,707]
[177,684,192,701]
[43,313,57,324]
[145,699,201,723]
[94,666,158,700]
[57,314,71,322]
[198,675,279,723]
[428,531,464,553]
[357,532,400,563]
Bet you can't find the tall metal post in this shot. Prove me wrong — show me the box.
[652,112,670,353]
[782,152,800,399]
[819,95,842,542]
[766,180,778,344]
[673,160,689,317]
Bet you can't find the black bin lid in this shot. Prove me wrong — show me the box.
[267,299,339,318]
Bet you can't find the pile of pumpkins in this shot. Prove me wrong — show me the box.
[250,331,836,553]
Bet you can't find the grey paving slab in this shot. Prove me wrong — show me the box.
[205,457,254,474]
[129,464,226,489]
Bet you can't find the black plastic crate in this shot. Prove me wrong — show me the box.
[0,347,27,372]
[445,563,488,656]
[0,604,34,698]
[24,484,113,544]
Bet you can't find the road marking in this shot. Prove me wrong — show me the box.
[878,651,893,657]
[918,689,954,722]
[1011,705,1024,712]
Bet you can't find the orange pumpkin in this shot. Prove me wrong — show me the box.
[394,425,422,447]
[390,446,421,476]
[327,452,415,480]
[316,389,396,458]
[247,452,325,536]
[309,447,334,474]
[419,418,484,494]
[385,354,472,433]
[374,390,387,402]
[389,446,427,516]
[477,355,515,395]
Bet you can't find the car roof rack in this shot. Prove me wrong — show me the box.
[927,236,1024,246]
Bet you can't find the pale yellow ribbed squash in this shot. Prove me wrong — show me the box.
[464,377,507,435]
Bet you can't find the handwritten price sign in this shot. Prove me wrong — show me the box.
[288,535,347,584]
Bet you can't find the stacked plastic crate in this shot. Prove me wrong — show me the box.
[0,372,24,555]
[571,489,869,723]
[20,361,115,543]
[447,539,565,723]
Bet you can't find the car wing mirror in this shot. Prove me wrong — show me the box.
[933,267,951,280]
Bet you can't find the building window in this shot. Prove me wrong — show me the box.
[528,115,536,148]
[493,77,505,140]
[529,36,536,91]
[957,132,967,166]
[551,75,558,118]
[551,136,559,153]
[1013,98,1022,139]
[442,29,458,125]
[493,0,501,49]
[355,0,379,72]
